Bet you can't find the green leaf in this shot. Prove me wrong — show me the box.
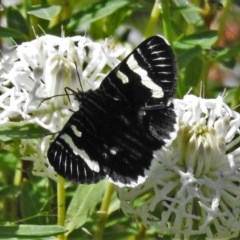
[0,26,27,39]
[52,0,130,31]
[175,45,202,69]
[220,57,236,69]
[0,185,19,201]
[0,122,50,141]
[173,0,203,26]
[184,56,203,88]
[20,180,45,224]
[175,30,218,49]
[216,42,240,61]
[28,5,61,20]
[108,191,120,214]
[66,180,106,233]
[6,7,29,36]
[0,225,66,238]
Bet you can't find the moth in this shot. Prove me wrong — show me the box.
[47,35,177,187]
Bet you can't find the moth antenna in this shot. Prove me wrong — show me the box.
[64,87,79,102]
[37,93,75,108]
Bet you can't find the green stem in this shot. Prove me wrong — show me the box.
[215,0,232,46]
[144,0,161,38]
[93,182,114,240]
[199,58,210,95]
[135,223,146,240]
[8,159,23,221]
[13,159,22,187]
[161,0,174,46]
[57,175,66,240]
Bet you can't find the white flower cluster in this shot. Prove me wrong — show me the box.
[117,95,240,239]
[0,34,126,179]
[0,35,125,130]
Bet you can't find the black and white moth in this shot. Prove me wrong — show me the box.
[47,35,177,187]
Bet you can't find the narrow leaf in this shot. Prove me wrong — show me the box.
[173,0,203,25]
[52,0,130,31]
[28,5,61,20]
[0,26,27,39]
[20,181,44,224]
[184,56,203,87]
[0,122,50,141]
[175,45,202,69]
[0,225,66,238]
[175,30,218,49]
[66,180,106,233]
[7,7,29,36]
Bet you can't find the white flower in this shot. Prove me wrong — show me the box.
[0,35,125,129]
[117,95,240,239]
[0,34,127,179]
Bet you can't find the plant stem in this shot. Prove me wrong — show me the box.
[215,0,232,46]
[144,0,161,38]
[93,182,114,240]
[57,175,66,240]
[199,58,211,94]
[135,223,146,240]
[161,0,174,45]
[13,159,22,187]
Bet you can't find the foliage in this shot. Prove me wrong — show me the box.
[0,0,240,239]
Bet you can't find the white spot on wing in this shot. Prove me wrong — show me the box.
[70,158,73,175]
[126,55,164,98]
[60,134,100,173]
[76,163,80,178]
[71,125,82,137]
[110,148,118,155]
[117,70,129,84]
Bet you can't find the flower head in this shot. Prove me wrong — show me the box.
[117,94,240,239]
[0,35,125,129]
[0,34,127,179]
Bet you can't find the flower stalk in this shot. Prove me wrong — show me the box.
[161,0,174,45]
[57,175,66,240]
[93,182,114,240]
[144,0,161,38]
